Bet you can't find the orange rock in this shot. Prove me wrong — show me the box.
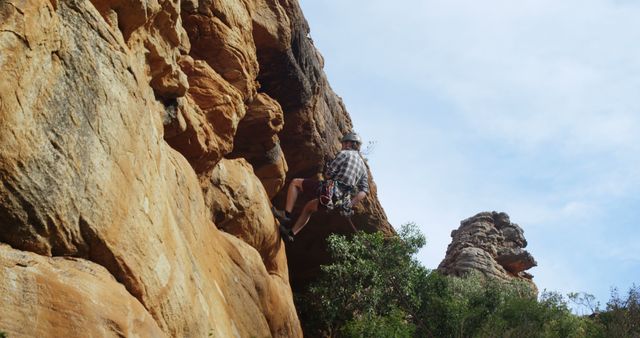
[165,56,246,172]
[221,232,300,337]
[251,0,292,52]
[438,212,538,293]
[200,158,282,271]
[0,0,391,335]
[236,93,284,147]
[182,0,259,101]
[0,0,301,336]
[230,93,288,197]
[90,0,190,99]
[0,244,165,337]
[253,146,288,199]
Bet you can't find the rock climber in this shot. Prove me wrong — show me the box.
[273,132,369,242]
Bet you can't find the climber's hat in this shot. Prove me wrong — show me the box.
[340,132,362,145]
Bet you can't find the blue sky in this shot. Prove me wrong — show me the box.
[299,0,640,312]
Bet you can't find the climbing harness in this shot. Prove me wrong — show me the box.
[318,180,354,217]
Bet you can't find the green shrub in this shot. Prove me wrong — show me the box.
[341,307,415,338]
[294,223,634,338]
[475,290,605,338]
[597,284,640,337]
[296,223,425,337]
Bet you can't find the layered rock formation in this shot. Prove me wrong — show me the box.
[0,244,164,337]
[0,0,390,336]
[438,212,537,291]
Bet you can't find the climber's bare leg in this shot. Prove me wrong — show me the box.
[291,198,319,235]
[285,178,304,214]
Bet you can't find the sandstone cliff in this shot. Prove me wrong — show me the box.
[0,0,391,336]
[438,212,538,292]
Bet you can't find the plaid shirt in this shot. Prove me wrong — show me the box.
[326,150,369,193]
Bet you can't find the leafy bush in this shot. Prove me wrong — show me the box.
[295,223,636,338]
[597,285,640,337]
[341,307,415,338]
[296,223,426,337]
[477,290,604,338]
[415,272,536,337]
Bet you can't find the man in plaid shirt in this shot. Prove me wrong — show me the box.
[273,132,369,241]
[325,141,369,195]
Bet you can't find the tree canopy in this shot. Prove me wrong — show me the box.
[295,223,639,338]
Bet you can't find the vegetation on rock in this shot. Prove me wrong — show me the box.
[295,223,639,338]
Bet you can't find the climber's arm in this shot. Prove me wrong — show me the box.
[349,190,367,208]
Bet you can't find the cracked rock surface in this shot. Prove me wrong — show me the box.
[438,212,538,292]
[0,0,391,336]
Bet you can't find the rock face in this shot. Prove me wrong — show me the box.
[438,212,538,291]
[255,2,393,289]
[0,244,165,337]
[0,0,390,336]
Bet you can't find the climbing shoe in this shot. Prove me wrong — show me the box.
[271,207,291,224]
[279,224,294,243]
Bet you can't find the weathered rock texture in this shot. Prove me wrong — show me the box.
[438,212,538,292]
[256,2,393,289]
[0,243,165,337]
[0,0,391,335]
